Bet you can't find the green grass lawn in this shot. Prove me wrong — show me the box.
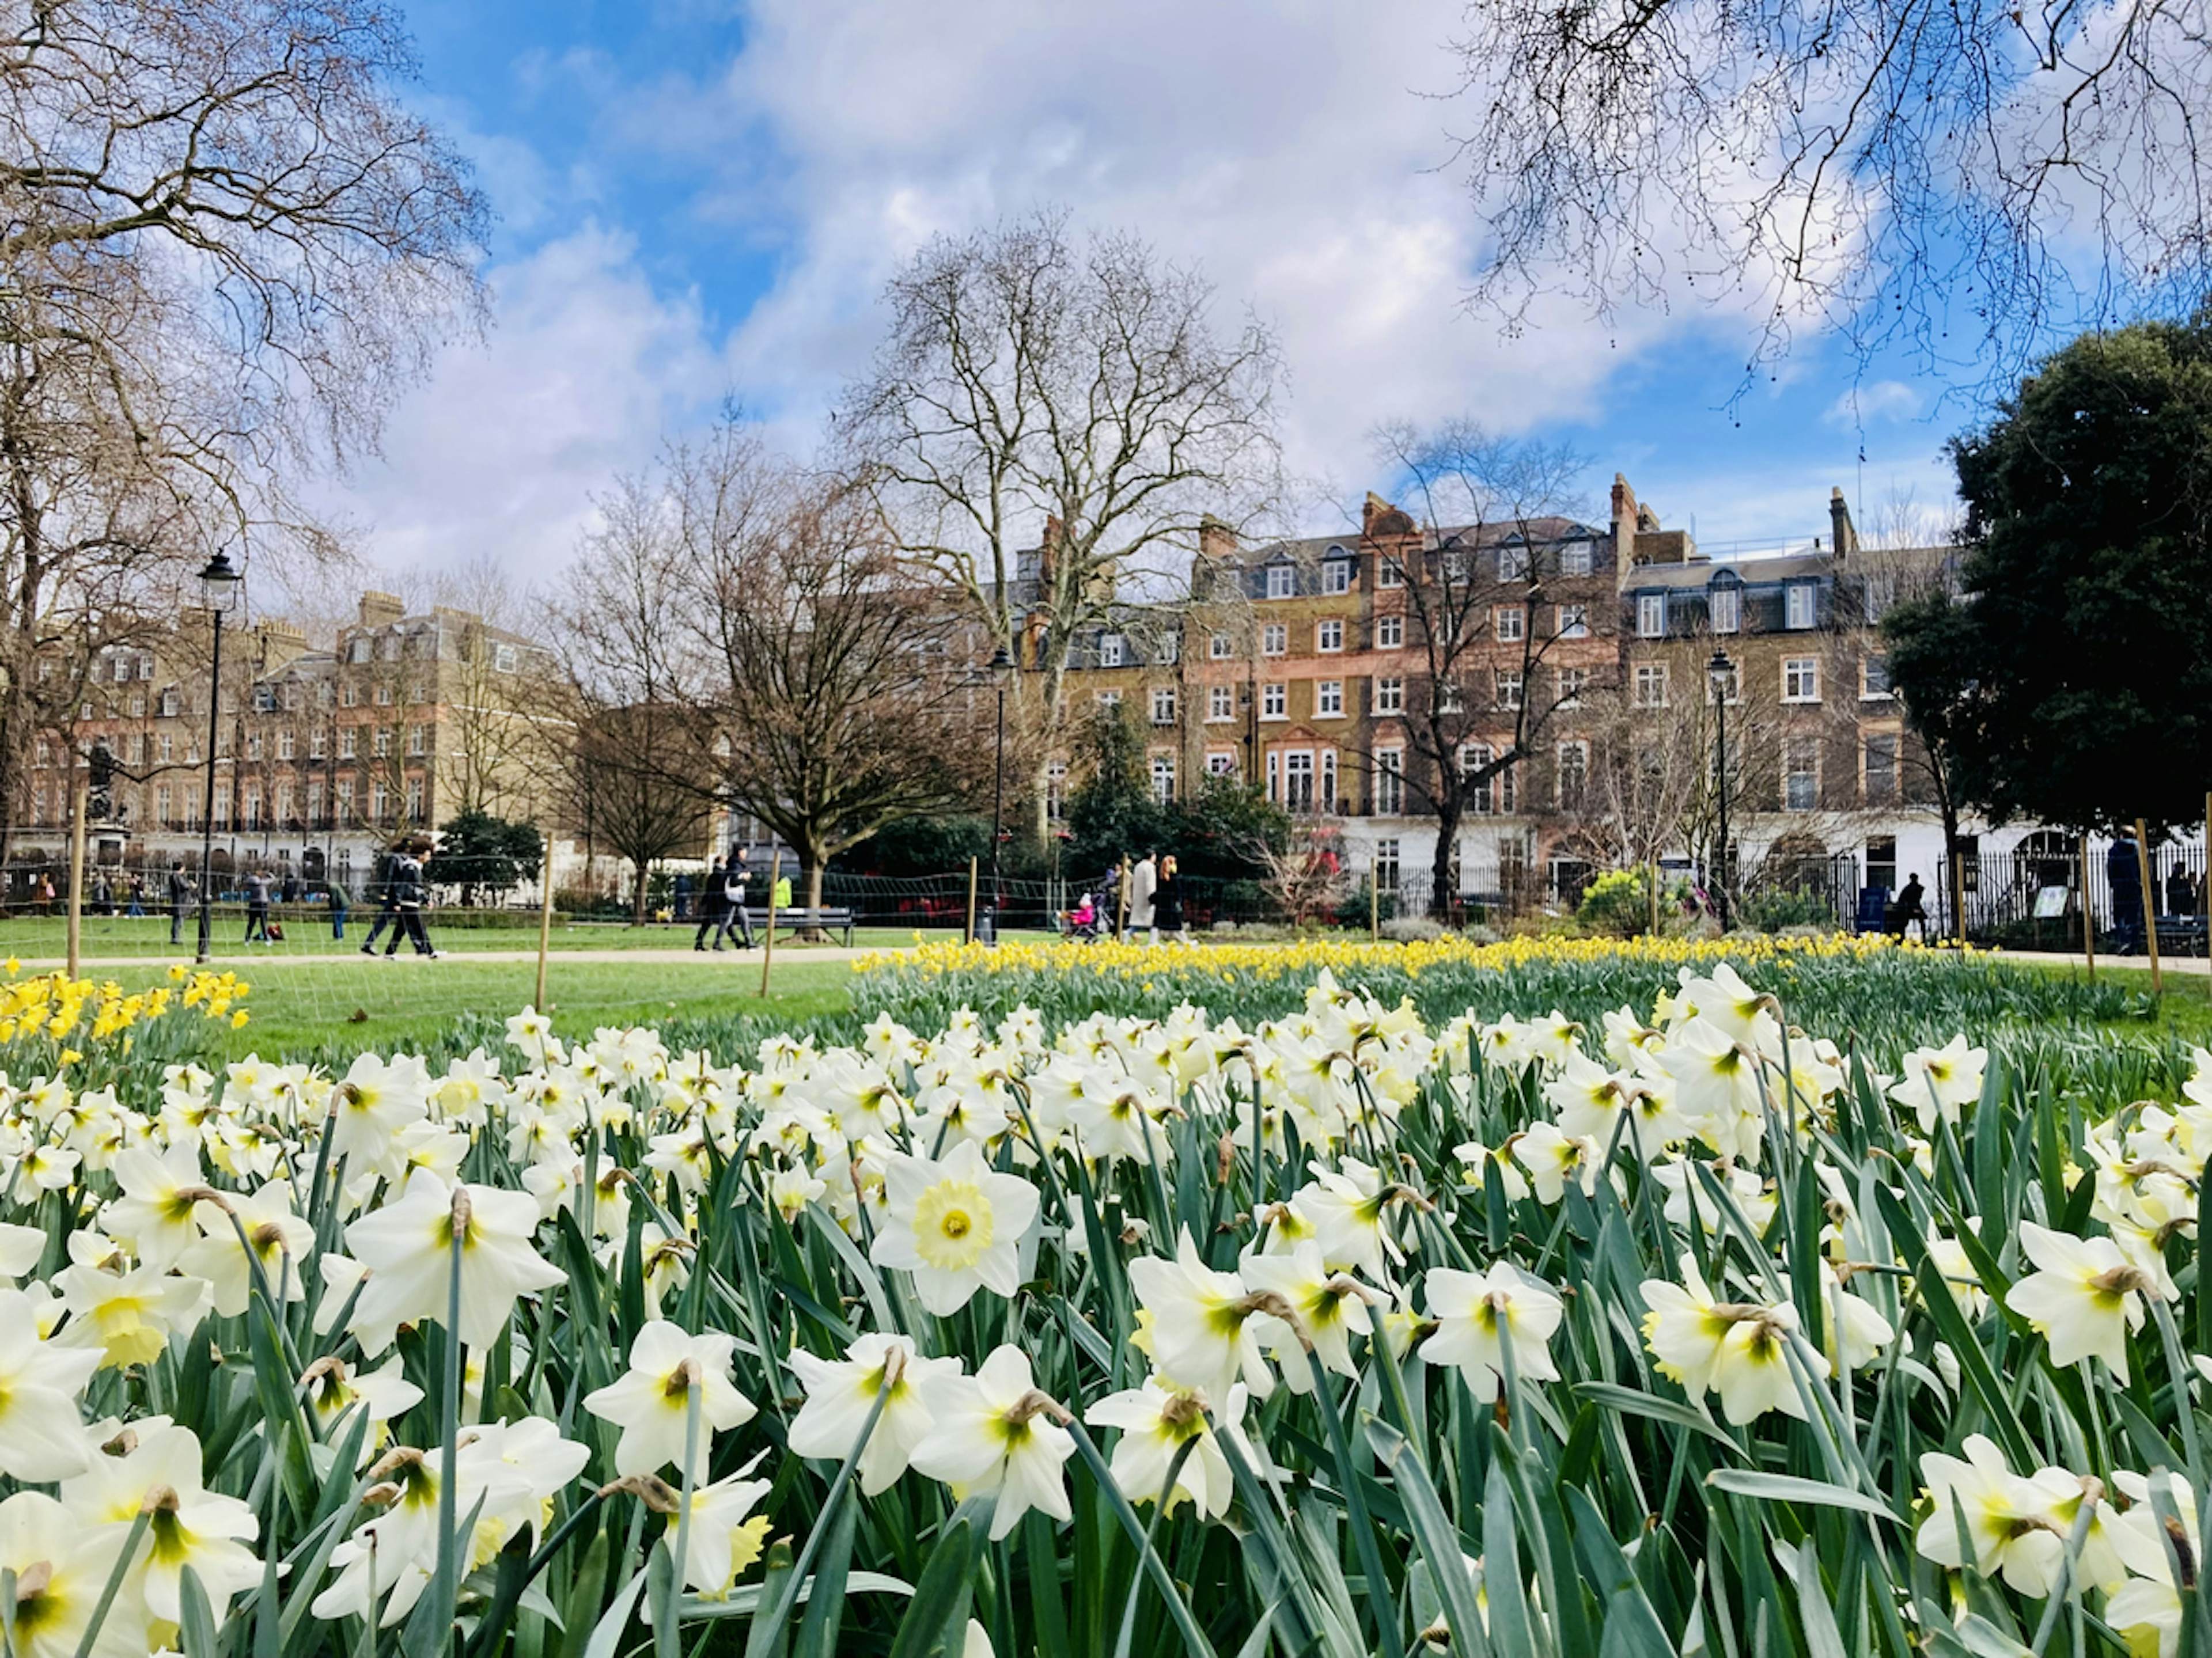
[216,955,860,1060]
[2011,957,2212,1045]
[0,912,1031,960]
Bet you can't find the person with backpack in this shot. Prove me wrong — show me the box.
[243,867,274,944]
[327,878,350,941]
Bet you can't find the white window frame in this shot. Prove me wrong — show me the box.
[1210,631,1233,659]
[1264,564,1294,600]
[1207,685,1234,722]
[1494,605,1526,643]
[1377,558,1404,589]
[1374,748,1404,815]
[1782,657,1820,703]
[1498,545,1531,582]
[1150,752,1176,805]
[1375,614,1403,648]
[1282,749,1316,812]
[1316,619,1344,653]
[1637,593,1666,638]
[1206,750,1237,777]
[1559,541,1593,578]
[1260,682,1287,720]
[1556,604,1588,639]
[1495,669,1524,710]
[1556,666,1587,707]
[1317,680,1343,717]
[1321,557,1351,594]
[1094,689,1122,709]
[1785,583,1817,630]
[1556,739,1589,809]
[1634,663,1670,708]
[1709,585,1740,635]
[1374,676,1403,714]
[1150,686,1177,726]
[1099,633,1125,668]
[1783,737,1820,810]
[1861,655,1893,699]
[1262,623,1287,657]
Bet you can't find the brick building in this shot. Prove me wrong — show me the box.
[35,591,565,896]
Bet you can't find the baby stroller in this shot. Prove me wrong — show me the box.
[1066,891,1107,943]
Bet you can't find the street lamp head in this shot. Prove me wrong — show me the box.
[198,550,245,611]
[988,644,1014,680]
[1706,647,1735,685]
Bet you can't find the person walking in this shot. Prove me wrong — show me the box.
[713,847,755,950]
[2108,829,2145,953]
[692,857,727,951]
[166,860,192,946]
[1154,853,1190,946]
[1129,849,1158,945]
[327,877,350,941]
[359,841,403,956]
[243,867,274,944]
[126,871,145,918]
[92,871,111,916]
[384,839,438,958]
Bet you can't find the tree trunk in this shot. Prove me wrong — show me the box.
[1430,797,1463,921]
[631,860,650,926]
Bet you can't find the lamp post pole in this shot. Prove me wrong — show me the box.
[1709,648,1734,932]
[986,645,1012,944]
[194,552,244,963]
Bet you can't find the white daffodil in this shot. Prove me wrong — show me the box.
[909,1345,1074,1541]
[585,1321,757,1478]
[1128,1228,1277,1402]
[60,1420,260,1623]
[667,1467,774,1598]
[53,1235,210,1371]
[99,1141,207,1271]
[0,1287,101,1481]
[1293,1158,1402,1279]
[787,1332,960,1494]
[2005,1221,2152,1382]
[1889,1035,1988,1132]
[1419,1263,1565,1402]
[1912,1435,2103,1598]
[1085,1375,1234,1519]
[869,1141,1039,1315]
[344,1168,564,1351]
[0,1489,147,1658]
[1237,1241,1367,1387]
[179,1181,315,1316]
[1656,1016,1770,1163]
[1640,1259,1827,1424]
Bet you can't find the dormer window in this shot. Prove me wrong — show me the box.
[1264,561,1294,600]
[1498,543,1531,582]
[1637,593,1666,638]
[1709,574,1741,635]
[1099,632,1124,668]
[1785,581,1817,630]
[1321,549,1352,594]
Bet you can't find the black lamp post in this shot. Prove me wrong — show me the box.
[195,551,245,962]
[1707,647,1734,932]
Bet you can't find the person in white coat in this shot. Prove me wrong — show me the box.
[1128,851,1158,944]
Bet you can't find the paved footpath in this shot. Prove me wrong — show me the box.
[1989,948,2211,976]
[7,944,900,970]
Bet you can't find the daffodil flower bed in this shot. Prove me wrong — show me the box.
[0,958,2207,1656]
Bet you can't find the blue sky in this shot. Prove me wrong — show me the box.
[328,0,1976,585]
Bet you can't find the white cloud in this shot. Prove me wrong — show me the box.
[1825,379,1925,428]
[313,225,724,579]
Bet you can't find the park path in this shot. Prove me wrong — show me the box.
[6,944,902,970]
[1988,947,2211,977]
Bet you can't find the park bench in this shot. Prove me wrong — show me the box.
[740,905,855,946]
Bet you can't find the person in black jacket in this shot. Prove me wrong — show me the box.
[382,839,439,958]
[359,843,404,956]
[166,860,193,945]
[693,856,728,951]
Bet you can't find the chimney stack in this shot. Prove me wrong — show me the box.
[357,591,404,629]
[1829,487,1858,559]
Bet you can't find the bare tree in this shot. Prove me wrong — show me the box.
[671,427,972,917]
[840,209,1283,837]
[547,478,711,923]
[0,0,487,855]
[1365,419,1599,917]
[1449,0,2212,388]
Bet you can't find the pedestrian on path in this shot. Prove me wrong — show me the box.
[712,847,755,950]
[1154,853,1191,946]
[243,868,274,943]
[166,860,192,946]
[1129,849,1158,944]
[359,841,404,955]
[382,839,438,959]
[693,857,727,951]
[328,879,349,941]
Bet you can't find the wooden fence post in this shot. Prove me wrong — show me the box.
[759,849,782,999]
[964,856,977,946]
[1949,849,1967,947]
[2080,833,2096,981]
[66,779,87,981]
[2135,818,2162,995]
[534,849,556,1012]
[1369,867,1380,942]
